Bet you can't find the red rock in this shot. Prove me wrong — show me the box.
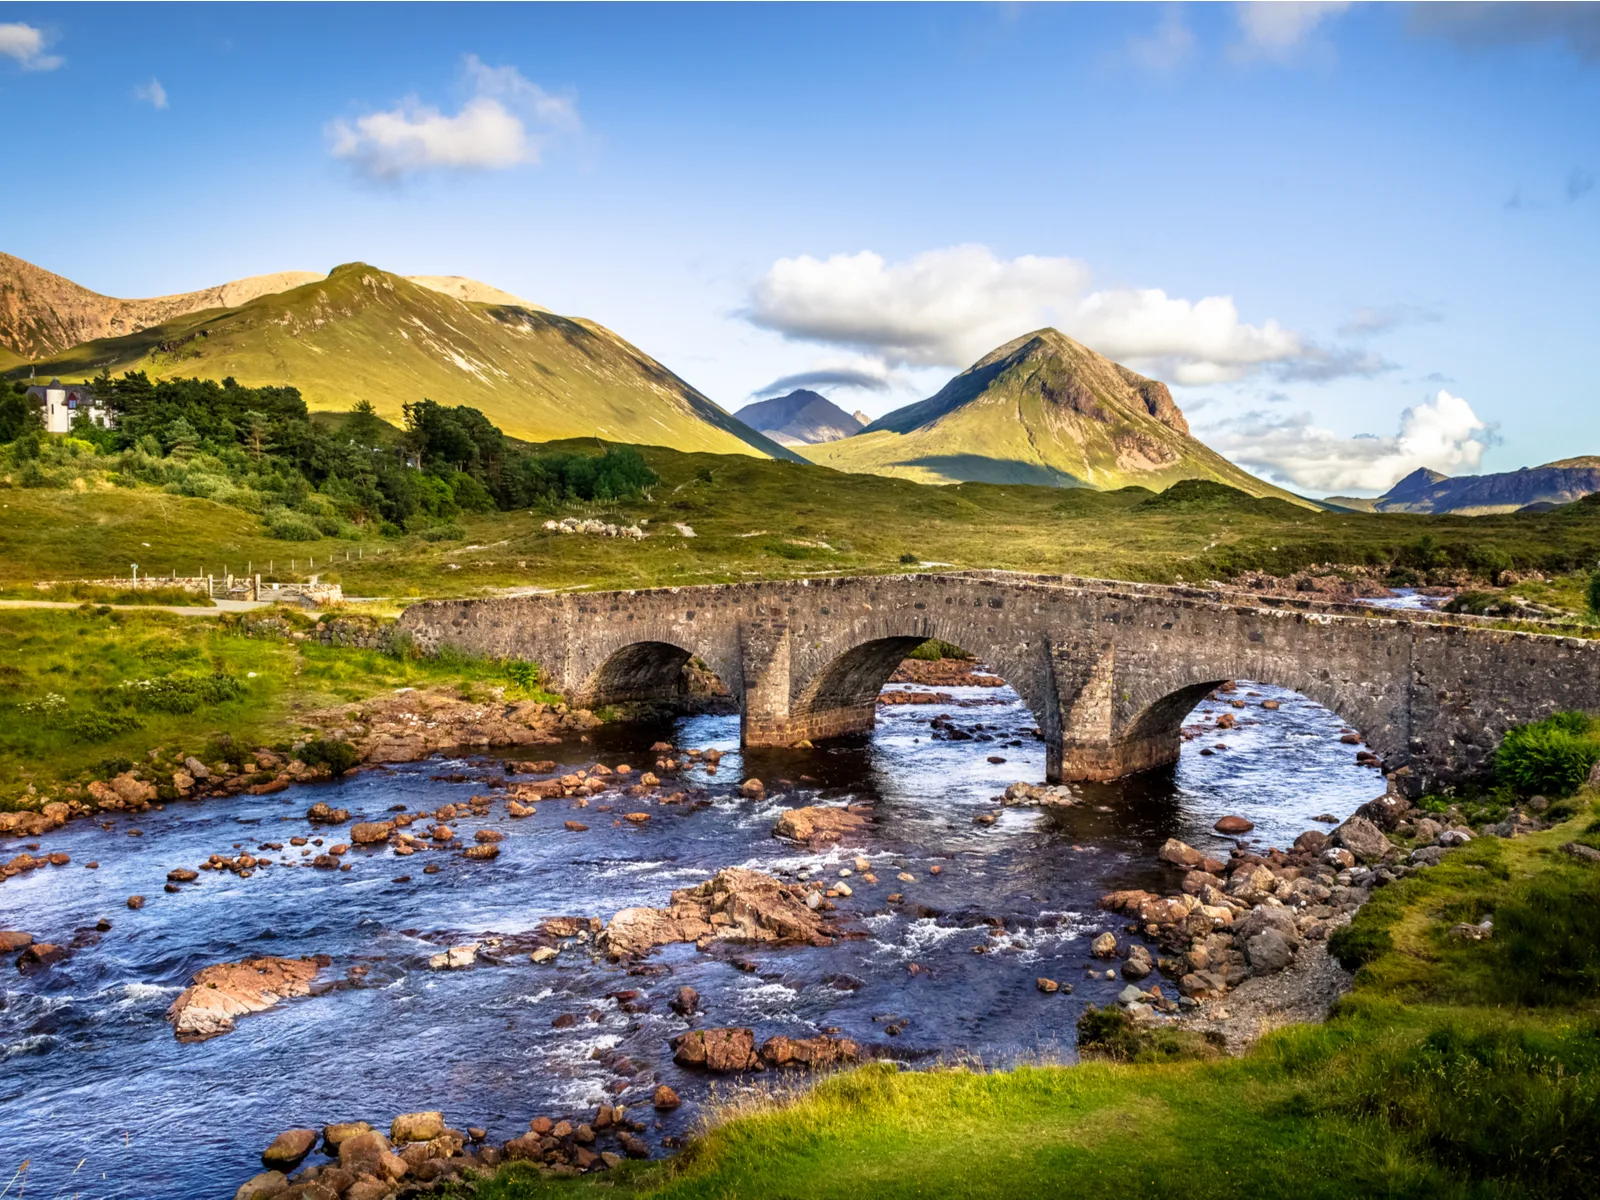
[1214,815,1254,835]
[773,806,869,846]
[652,1085,681,1109]
[166,956,322,1040]
[758,1034,859,1067]
[672,1026,760,1072]
[262,1128,318,1169]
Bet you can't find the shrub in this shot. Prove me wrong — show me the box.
[1589,569,1600,621]
[416,522,466,542]
[264,507,323,541]
[96,756,135,777]
[908,639,972,661]
[65,709,144,743]
[297,737,361,776]
[1075,1004,1222,1063]
[1327,921,1394,970]
[203,732,248,766]
[1496,711,1600,797]
[120,672,245,714]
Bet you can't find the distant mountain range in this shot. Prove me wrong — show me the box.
[799,329,1300,500]
[1,254,798,460]
[1327,459,1600,515]
[732,389,865,446]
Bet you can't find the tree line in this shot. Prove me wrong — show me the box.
[1,374,655,537]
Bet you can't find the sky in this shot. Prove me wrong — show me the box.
[3,1,1597,496]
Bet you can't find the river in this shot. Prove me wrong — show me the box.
[0,676,1381,1198]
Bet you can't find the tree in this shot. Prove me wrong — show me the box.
[346,399,385,449]
[241,410,272,464]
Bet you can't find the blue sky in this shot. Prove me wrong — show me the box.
[3,2,1597,494]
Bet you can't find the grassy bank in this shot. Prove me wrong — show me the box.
[462,795,1600,1200]
[0,606,543,803]
[5,441,1600,612]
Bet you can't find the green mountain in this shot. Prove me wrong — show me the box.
[799,329,1299,499]
[1327,459,1600,516]
[5,257,798,461]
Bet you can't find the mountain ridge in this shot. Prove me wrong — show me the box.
[1327,458,1600,515]
[733,389,865,445]
[801,328,1299,501]
[5,256,799,461]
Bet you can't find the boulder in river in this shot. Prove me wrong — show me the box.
[600,867,846,959]
[0,930,32,953]
[758,1034,860,1067]
[773,805,869,846]
[1214,815,1254,835]
[167,957,323,1040]
[671,1026,761,1072]
[234,1171,287,1200]
[261,1129,317,1170]
[1157,838,1206,868]
[350,821,393,845]
[391,1111,446,1143]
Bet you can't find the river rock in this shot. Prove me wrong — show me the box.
[167,868,199,883]
[1121,944,1154,980]
[1234,904,1299,943]
[1333,816,1391,862]
[670,985,700,1016]
[391,1111,446,1143]
[1293,830,1329,855]
[1227,863,1277,900]
[652,1085,682,1109]
[167,957,322,1040]
[343,1181,392,1200]
[261,1129,318,1170]
[1157,838,1205,868]
[600,867,843,959]
[759,1034,860,1067]
[323,1122,373,1152]
[350,821,393,845]
[235,1170,288,1200]
[671,1026,761,1072]
[339,1131,407,1181]
[1090,931,1118,957]
[428,944,478,970]
[0,930,32,953]
[306,803,349,824]
[773,805,869,846]
[1214,815,1254,835]
[1246,928,1295,974]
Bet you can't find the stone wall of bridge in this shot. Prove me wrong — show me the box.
[396,573,1600,790]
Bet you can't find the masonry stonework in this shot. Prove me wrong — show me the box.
[396,573,1600,791]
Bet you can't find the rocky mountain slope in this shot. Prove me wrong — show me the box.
[732,389,866,445]
[800,329,1295,498]
[1328,459,1600,515]
[5,256,797,460]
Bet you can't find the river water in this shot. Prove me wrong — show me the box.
[0,677,1381,1198]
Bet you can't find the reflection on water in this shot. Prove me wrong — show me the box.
[0,679,1381,1197]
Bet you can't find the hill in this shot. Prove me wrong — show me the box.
[5,258,798,460]
[797,329,1300,500]
[732,388,865,445]
[1327,459,1600,515]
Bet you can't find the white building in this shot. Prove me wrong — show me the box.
[25,379,113,434]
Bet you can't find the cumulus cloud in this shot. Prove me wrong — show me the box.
[329,54,578,181]
[1231,1,1352,61]
[1409,2,1600,63]
[1128,7,1196,71]
[746,244,1369,386]
[0,22,63,70]
[134,78,168,109]
[1206,390,1491,492]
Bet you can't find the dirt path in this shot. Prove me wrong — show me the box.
[0,598,268,616]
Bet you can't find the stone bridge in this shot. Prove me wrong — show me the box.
[396,572,1600,791]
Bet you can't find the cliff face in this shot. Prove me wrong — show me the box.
[0,252,319,360]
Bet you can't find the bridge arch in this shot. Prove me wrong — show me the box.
[784,613,1055,748]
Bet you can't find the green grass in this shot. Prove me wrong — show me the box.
[6,440,1600,615]
[458,797,1600,1200]
[0,606,547,802]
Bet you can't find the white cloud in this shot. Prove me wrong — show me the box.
[134,78,168,109]
[746,244,1361,386]
[751,355,900,399]
[1128,7,1196,71]
[329,54,578,181]
[1232,1,1351,62]
[1205,390,1491,493]
[0,22,63,70]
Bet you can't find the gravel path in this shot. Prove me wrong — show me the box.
[1199,939,1355,1054]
